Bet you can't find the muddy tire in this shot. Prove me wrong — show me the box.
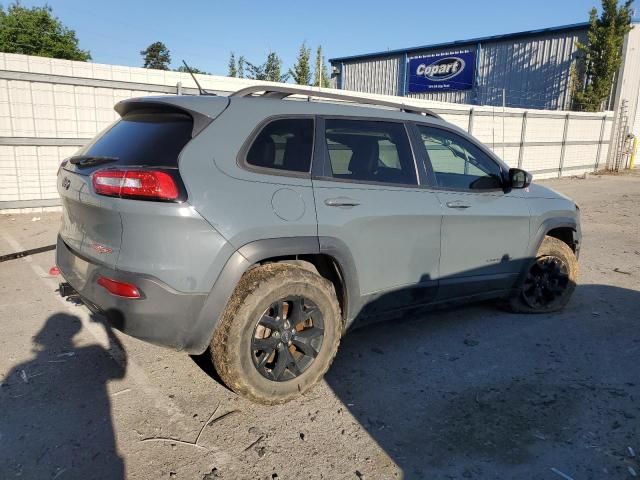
[508,236,578,313]
[211,263,341,405]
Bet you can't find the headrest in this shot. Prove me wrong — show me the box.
[348,140,379,179]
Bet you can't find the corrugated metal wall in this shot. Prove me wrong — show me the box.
[335,28,589,110]
[476,29,586,110]
[341,55,402,96]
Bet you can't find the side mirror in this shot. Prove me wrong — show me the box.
[508,168,532,189]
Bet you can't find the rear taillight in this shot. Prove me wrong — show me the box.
[97,276,141,299]
[91,169,179,201]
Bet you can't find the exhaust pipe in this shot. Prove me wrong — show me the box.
[58,282,77,298]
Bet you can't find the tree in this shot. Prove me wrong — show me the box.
[245,60,266,80]
[264,51,289,82]
[175,65,208,75]
[238,55,246,78]
[0,2,90,61]
[228,52,237,77]
[140,41,171,70]
[290,42,312,85]
[313,45,330,88]
[246,52,289,82]
[573,0,633,111]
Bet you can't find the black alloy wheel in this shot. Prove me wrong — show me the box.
[251,296,324,382]
[521,255,570,309]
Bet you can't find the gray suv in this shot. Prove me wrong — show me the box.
[56,86,580,404]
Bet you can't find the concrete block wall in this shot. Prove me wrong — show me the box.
[0,53,614,213]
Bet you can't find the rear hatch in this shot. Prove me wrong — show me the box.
[58,100,207,268]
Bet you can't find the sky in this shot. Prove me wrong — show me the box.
[17,0,612,75]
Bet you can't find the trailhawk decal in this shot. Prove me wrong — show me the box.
[408,51,475,93]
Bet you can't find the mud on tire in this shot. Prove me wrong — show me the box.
[508,235,578,313]
[211,263,341,405]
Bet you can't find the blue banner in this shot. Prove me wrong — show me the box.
[407,52,475,93]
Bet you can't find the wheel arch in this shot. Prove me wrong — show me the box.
[528,217,579,259]
[502,216,580,309]
[184,236,360,354]
[514,217,579,289]
[546,226,579,252]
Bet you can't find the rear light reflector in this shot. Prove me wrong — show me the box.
[97,276,141,299]
[92,169,179,201]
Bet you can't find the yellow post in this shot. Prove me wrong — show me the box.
[630,136,637,169]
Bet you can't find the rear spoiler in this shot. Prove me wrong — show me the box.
[114,96,230,137]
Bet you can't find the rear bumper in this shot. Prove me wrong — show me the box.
[56,235,208,352]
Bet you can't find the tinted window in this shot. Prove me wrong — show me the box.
[417,126,503,190]
[82,111,193,167]
[246,118,314,173]
[324,119,417,185]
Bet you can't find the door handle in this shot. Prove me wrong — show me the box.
[325,197,361,207]
[446,201,471,209]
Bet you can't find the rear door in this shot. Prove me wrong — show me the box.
[312,117,442,317]
[58,107,195,268]
[414,124,531,298]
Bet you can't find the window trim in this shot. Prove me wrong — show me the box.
[313,115,423,189]
[237,114,316,179]
[412,122,508,193]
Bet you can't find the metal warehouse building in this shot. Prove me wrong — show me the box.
[329,21,640,113]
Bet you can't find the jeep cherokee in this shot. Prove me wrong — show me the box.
[56,86,580,404]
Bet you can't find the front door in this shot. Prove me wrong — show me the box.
[313,118,442,319]
[415,124,531,298]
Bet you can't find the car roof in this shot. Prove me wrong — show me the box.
[117,94,453,130]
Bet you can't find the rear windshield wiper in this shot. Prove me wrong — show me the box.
[69,155,119,168]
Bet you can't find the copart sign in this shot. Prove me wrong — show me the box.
[408,52,475,92]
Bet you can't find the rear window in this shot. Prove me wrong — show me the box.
[81,111,193,167]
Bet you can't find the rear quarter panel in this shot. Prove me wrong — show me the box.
[114,199,235,293]
[179,99,319,249]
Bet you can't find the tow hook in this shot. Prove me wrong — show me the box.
[58,282,76,298]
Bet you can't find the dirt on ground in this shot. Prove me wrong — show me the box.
[0,172,638,480]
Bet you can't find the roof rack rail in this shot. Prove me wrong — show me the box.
[230,85,443,120]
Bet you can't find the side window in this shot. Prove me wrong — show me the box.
[417,125,503,190]
[246,118,314,173]
[324,119,417,185]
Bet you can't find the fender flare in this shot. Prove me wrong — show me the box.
[527,217,579,258]
[183,236,360,354]
[513,217,579,289]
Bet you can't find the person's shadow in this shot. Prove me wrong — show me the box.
[0,313,127,479]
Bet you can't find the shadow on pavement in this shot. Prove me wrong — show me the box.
[0,313,126,480]
[325,284,640,479]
